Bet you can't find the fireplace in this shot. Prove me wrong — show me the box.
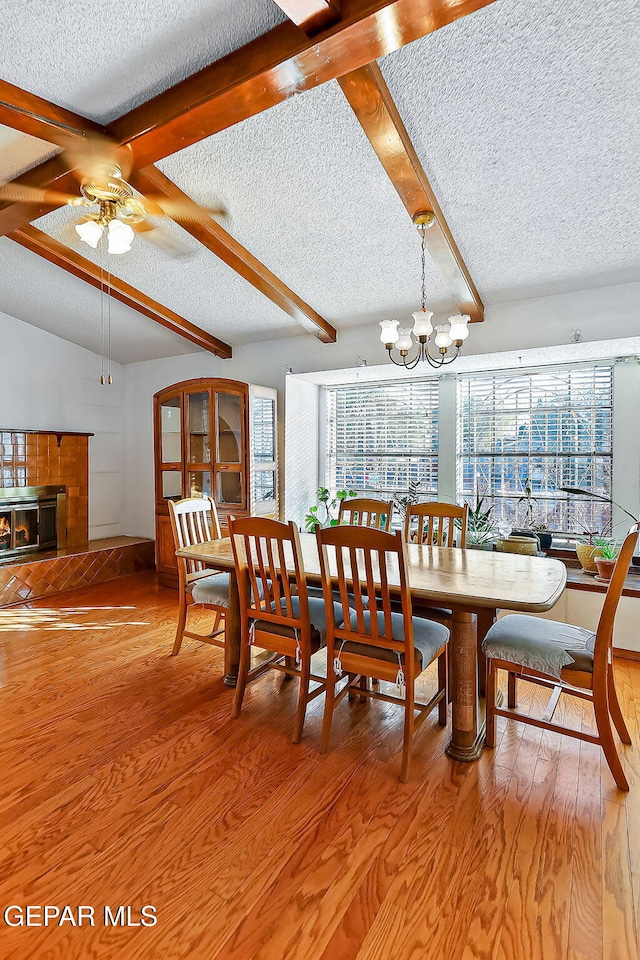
[0,486,66,561]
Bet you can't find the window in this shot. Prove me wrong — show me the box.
[325,379,439,499]
[457,365,613,535]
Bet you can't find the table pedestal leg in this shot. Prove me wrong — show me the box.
[446,609,484,762]
[223,572,241,687]
[475,608,496,698]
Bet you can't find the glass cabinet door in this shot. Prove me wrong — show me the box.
[217,470,243,505]
[216,393,243,464]
[160,397,182,463]
[187,392,210,464]
[188,471,212,498]
[162,470,182,499]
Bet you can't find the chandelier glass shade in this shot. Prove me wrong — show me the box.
[379,213,471,369]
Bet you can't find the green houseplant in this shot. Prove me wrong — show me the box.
[304,487,357,532]
[560,486,638,572]
[593,536,619,581]
[465,497,498,550]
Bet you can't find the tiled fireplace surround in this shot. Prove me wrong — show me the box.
[0,429,154,606]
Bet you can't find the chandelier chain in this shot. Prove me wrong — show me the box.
[420,224,426,312]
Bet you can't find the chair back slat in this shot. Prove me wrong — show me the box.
[230,517,310,631]
[594,523,640,667]
[404,502,468,548]
[317,525,414,667]
[338,497,394,532]
[168,496,222,578]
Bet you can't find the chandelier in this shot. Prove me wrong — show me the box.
[379,212,470,369]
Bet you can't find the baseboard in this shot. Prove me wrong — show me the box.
[613,646,640,662]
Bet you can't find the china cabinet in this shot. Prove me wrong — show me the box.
[154,378,278,586]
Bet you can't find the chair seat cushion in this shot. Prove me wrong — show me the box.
[252,596,344,647]
[346,610,449,669]
[190,572,230,608]
[482,614,595,680]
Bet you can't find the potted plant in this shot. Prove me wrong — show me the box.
[560,486,639,571]
[304,487,357,532]
[465,497,498,550]
[513,477,553,551]
[594,537,619,581]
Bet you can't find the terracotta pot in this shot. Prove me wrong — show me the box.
[594,557,616,580]
[575,543,603,573]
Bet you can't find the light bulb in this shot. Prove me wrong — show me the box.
[411,308,433,338]
[107,219,134,254]
[75,219,103,248]
[379,318,399,346]
[448,314,470,342]
[396,326,414,351]
[434,324,453,349]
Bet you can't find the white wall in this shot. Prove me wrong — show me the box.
[2,311,124,540]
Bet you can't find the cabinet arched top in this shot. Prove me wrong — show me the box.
[153,378,249,403]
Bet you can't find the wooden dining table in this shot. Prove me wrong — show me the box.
[176,534,566,762]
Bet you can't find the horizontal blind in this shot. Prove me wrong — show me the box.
[325,379,439,496]
[457,365,613,534]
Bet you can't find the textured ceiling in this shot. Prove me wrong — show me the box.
[2,0,639,362]
[0,237,201,362]
[379,0,640,302]
[0,125,57,181]
[0,0,286,122]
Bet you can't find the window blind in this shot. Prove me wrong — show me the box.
[457,364,613,534]
[325,379,439,497]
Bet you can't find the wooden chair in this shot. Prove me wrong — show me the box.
[316,525,449,782]
[230,516,341,743]
[168,496,229,657]
[338,497,394,531]
[483,523,638,791]
[404,501,468,547]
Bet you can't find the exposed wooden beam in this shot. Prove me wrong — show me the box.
[338,62,484,322]
[0,78,105,145]
[110,0,498,167]
[9,226,233,359]
[132,166,337,343]
[272,0,342,34]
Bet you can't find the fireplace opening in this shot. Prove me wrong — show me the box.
[0,486,66,561]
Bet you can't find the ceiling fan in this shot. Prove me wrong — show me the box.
[0,105,226,255]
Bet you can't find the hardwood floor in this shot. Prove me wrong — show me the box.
[0,571,637,960]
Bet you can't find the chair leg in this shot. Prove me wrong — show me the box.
[607,663,632,745]
[507,671,517,709]
[209,611,221,638]
[293,659,311,744]
[232,637,251,721]
[321,670,337,754]
[400,684,415,783]
[359,675,370,703]
[438,652,447,727]
[348,672,358,701]
[172,594,188,656]
[485,661,497,748]
[594,681,629,791]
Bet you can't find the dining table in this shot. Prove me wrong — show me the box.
[176,534,566,762]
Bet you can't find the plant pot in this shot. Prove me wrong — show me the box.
[575,543,603,573]
[536,532,553,551]
[467,541,494,551]
[495,536,538,556]
[594,557,616,581]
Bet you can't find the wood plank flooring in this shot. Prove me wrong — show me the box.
[0,571,637,960]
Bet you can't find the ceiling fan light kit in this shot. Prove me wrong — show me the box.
[379,211,471,370]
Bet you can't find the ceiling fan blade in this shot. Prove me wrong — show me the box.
[142,194,227,223]
[0,180,75,205]
[133,221,193,258]
[63,132,134,183]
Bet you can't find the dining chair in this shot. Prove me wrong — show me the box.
[229,516,342,743]
[168,496,229,657]
[404,501,468,547]
[338,497,394,531]
[316,525,449,782]
[483,522,639,791]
